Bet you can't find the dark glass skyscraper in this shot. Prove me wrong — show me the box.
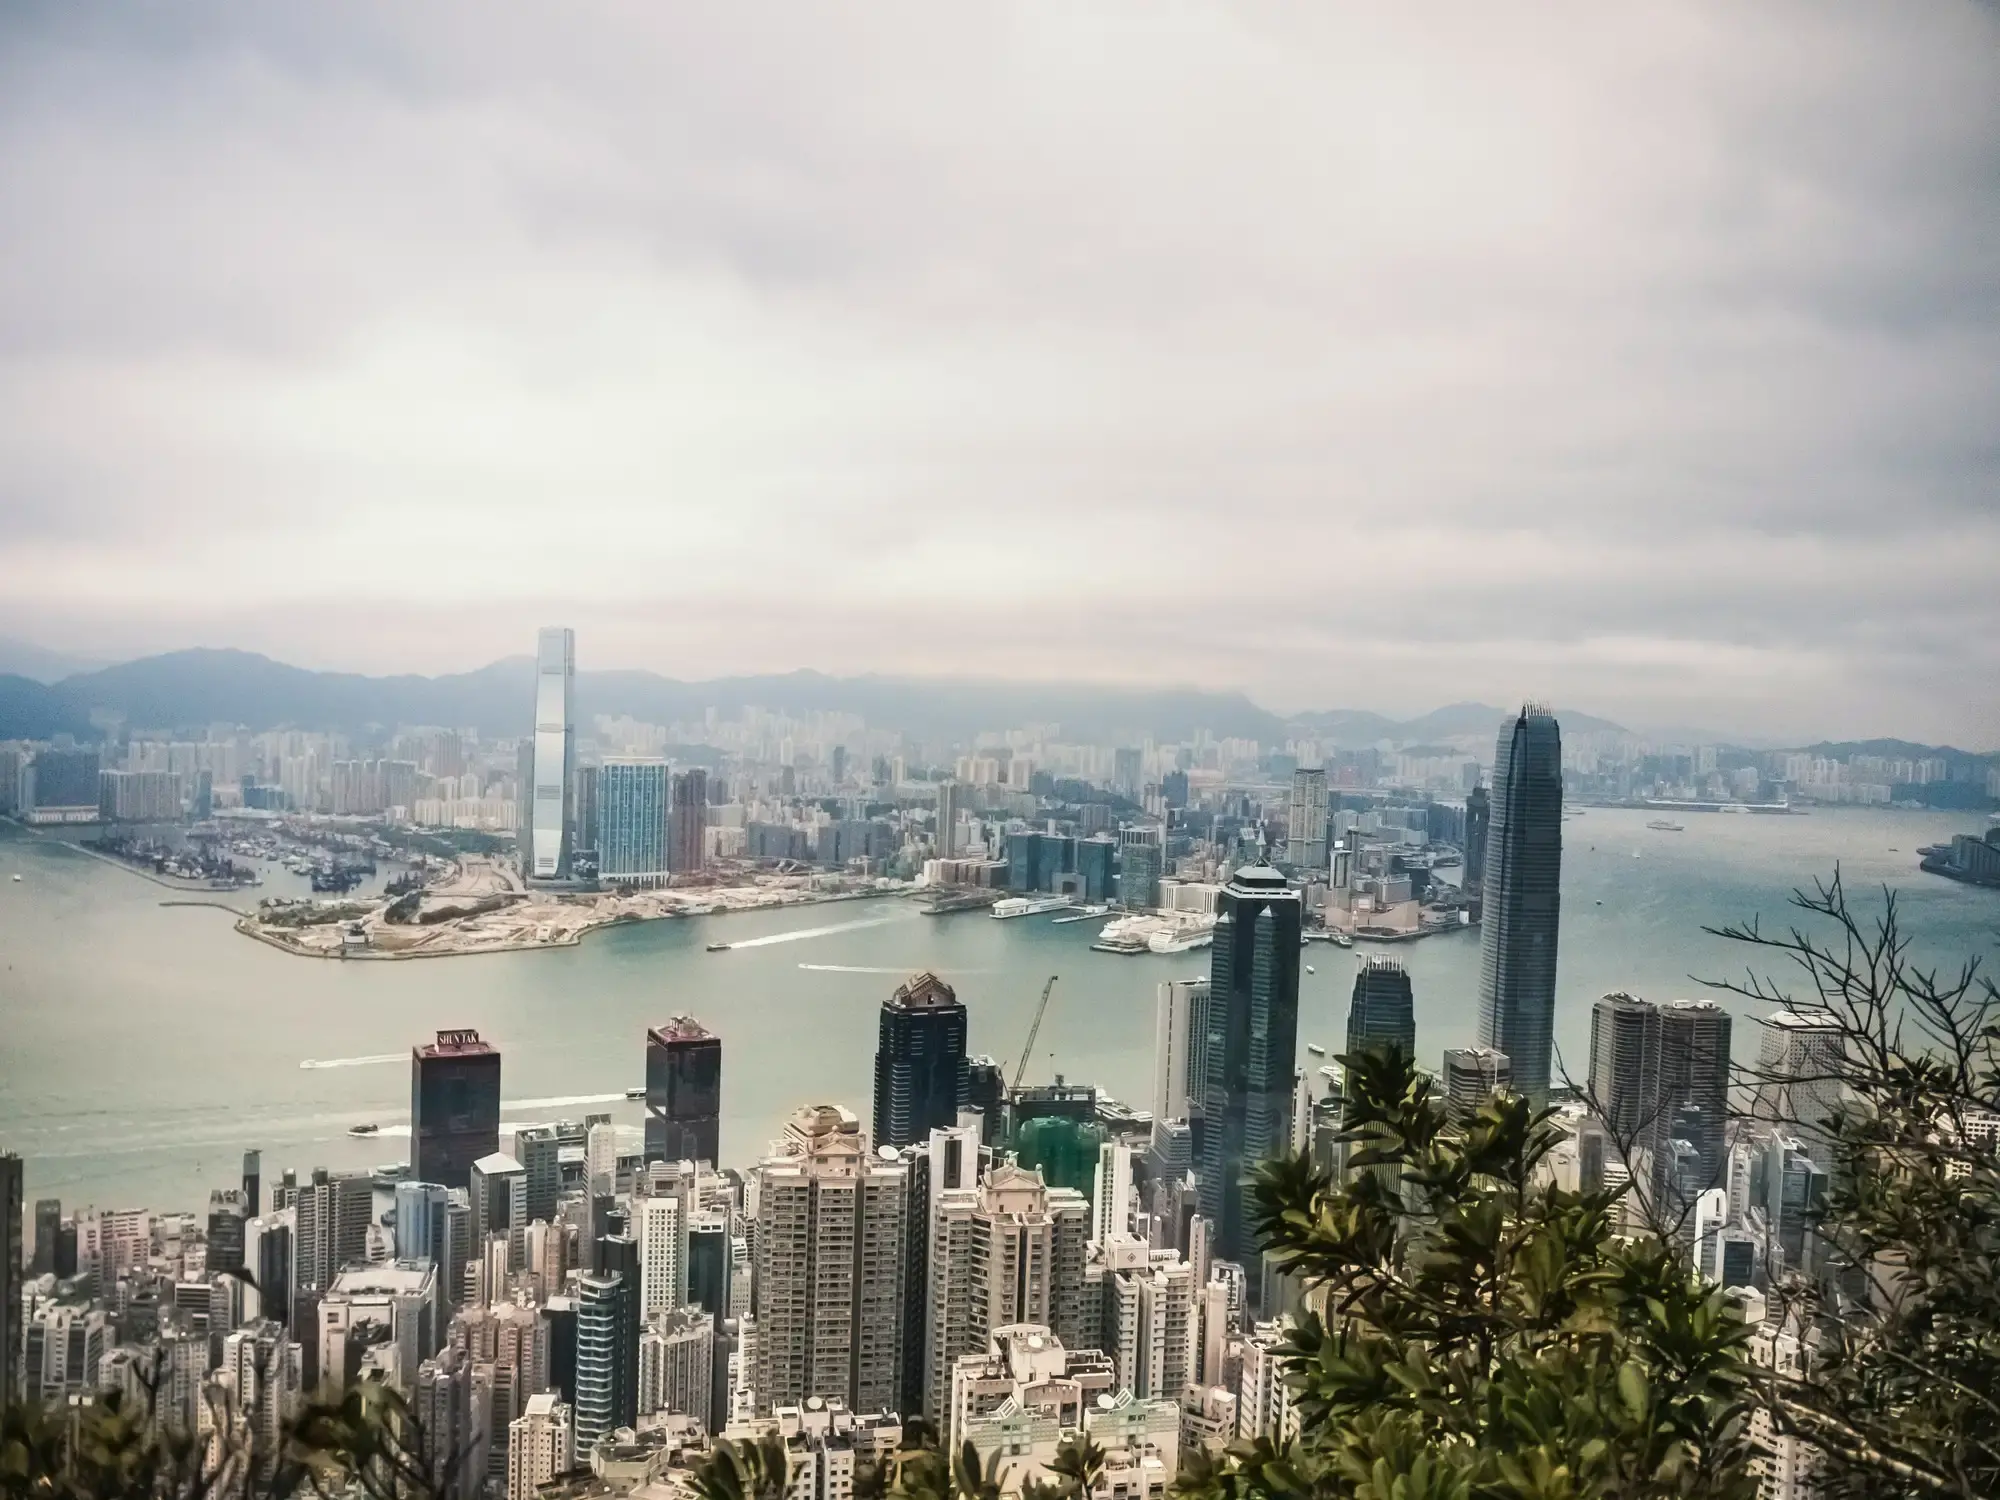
[410,1030,502,1191]
[645,1017,722,1165]
[872,973,970,1149]
[1197,865,1302,1281]
[1345,959,1416,1060]
[1463,782,1491,898]
[1475,707,1563,1101]
[1660,999,1732,1197]
[2,1153,22,1408]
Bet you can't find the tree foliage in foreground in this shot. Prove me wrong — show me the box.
[1175,1045,1760,1500]
[1706,872,2000,1499]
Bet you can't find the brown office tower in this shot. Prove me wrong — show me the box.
[411,1030,502,1191]
[669,769,708,875]
[645,1017,721,1166]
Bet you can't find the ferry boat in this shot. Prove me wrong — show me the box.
[347,1122,380,1137]
[1306,1043,1326,1057]
[625,1086,646,1100]
[1646,819,1685,832]
[705,942,730,953]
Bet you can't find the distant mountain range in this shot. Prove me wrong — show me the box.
[0,647,1631,751]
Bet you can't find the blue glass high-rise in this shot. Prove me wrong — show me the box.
[1475,707,1563,1101]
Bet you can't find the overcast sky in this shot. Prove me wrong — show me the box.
[1,4,1995,742]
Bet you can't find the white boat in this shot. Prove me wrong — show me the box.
[1147,930,1212,954]
[1646,819,1685,832]
[9,873,19,882]
[1305,965,1316,975]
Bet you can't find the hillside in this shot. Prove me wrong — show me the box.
[3,648,1646,750]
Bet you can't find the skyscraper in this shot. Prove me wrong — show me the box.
[1589,992,1663,1151]
[1659,999,1733,1199]
[645,1017,722,1166]
[572,764,602,861]
[1754,1011,1845,1152]
[394,1181,449,1265]
[1153,979,1210,1127]
[1284,768,1328,876]
[873,973,970,1150]
[513,1127,561,1225]
[292,1168,372,1292]
[752,1105,908,1414]
[669,769,708,875]
[1119,827,1163,910]
[634,1196,683,1318]
[412,1030,503,1192]
[243,1150,262,1219]
[935,780,960,857]
[1475,706,1563,1101]
[597,758,670,886]
[1198,866,1302,1282]
[30,1199,58,1278]
[572,1270,631,1451]
[1345,959,1416,1061]
[470,1154,527,1255]
[2,1154,21,1407]
[1462,782,1490,898]
[1093,1140,1134,1244]
[921,1161,1090,1424]
[1441,1048,1512,1126]
[528,626,575,883]
[207,1189,249,1276]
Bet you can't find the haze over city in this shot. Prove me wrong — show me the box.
[2,3,1997,744]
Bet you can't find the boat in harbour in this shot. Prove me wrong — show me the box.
[1646,819,1685,832]
[347,1122,380,1137]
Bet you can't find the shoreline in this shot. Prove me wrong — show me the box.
[232,884,902,962]
[6,822,262,897]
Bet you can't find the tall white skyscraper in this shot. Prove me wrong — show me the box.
[585,1122,618,1198]
[1153,979,1210,1126]
[1092,1235,1195,1402]
[1093,1140,1134,1245]
[635,1195,684,1317]
[921,1162,1090,1424]
[1284,767,1328,875]
[528,627,575,882]
[751,1104,909,1415]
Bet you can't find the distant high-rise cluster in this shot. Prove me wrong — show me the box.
[10,653,1891,1494]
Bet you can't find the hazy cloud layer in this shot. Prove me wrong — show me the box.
[1,2,1995,742]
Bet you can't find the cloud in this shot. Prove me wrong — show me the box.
[0,1,1995,743]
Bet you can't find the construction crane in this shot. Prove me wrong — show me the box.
[1012,975,1059,1091]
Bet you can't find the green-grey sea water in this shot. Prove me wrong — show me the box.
[3,807,1996,1215]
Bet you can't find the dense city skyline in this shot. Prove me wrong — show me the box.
[2,5,1998,743]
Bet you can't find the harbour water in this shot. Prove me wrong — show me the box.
[3,807,1996,1214]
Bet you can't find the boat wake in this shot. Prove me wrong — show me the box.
[299,1053,404,1070]
[724,913,908,950]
